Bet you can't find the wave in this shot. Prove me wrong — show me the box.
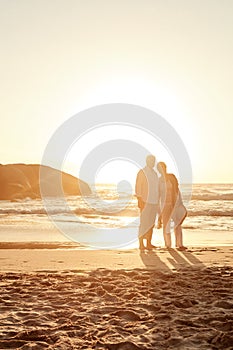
[0,208,60,215]
[188,209,233,217]
[0,206,138,217]
[74,207,137,217]
[1,207,233,218]
[192,193,233,201]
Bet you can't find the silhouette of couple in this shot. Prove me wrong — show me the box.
[135,155,187,251]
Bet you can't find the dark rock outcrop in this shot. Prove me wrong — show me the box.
[0,164,91,200]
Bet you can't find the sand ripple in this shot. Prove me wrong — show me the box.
[0,267,233,349]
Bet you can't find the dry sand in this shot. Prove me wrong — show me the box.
[0,245,232,272]
[0,246,233,349]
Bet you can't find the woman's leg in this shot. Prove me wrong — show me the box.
[174,224,183,247]
[163,229,172,248]
[162,206,172,248]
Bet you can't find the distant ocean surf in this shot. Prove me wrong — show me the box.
[0,184,233,234]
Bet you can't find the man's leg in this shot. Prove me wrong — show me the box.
[139,235,146,250]
[145,204,158,249]
[139,204,157,250]
[146,227,156,249]
[138,206,147,250]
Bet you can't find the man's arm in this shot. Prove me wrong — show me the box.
[135,170,145,209]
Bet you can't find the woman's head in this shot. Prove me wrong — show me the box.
[157,161,167,174]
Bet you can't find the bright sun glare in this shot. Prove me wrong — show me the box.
[63,124,179,186]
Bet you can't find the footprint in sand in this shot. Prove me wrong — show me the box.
[113,310,141,322]
[97,340,142,350]
[214,300,233,309]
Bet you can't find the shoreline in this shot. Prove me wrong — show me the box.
[0,227,232,248]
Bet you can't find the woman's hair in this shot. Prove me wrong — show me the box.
[157,161,167,173]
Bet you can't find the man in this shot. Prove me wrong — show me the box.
[135,154,159,250]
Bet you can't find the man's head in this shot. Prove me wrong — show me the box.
[146,155,156,169]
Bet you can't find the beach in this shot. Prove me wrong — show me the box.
[0,243,232,272]
[1,242,233,349]
[0,183,233,349]
[1,0,233,347]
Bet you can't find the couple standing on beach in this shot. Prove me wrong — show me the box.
[135,155,187,251]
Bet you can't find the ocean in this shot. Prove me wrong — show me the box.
[0,184,233,248]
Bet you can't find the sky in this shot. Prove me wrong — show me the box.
[0,0,233,184]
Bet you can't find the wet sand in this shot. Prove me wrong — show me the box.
[0,246,233,349]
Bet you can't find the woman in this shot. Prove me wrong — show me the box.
[157,162,187,250]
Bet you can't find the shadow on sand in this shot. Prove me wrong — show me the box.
[140,248,205,271]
